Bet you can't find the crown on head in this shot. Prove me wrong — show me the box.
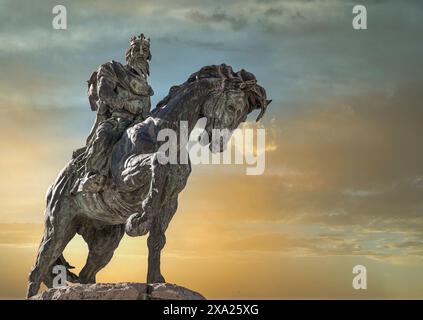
[129,33,150,47]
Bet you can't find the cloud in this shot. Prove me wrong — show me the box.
[0,224,42,247]
[185,8,248,31]
[263,7,284,17]
[156,35,237,52]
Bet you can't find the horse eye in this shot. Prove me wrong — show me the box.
[228,105,236,112]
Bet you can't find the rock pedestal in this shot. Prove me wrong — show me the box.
[29,282,206,300]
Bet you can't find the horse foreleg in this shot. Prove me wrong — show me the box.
[125,153,169,237]
[147,197,178,283]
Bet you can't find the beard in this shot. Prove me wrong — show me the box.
[127,54,150,77]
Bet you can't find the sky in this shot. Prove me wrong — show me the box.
[1,0,423,299]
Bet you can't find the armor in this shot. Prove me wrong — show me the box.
[79,34,153,193]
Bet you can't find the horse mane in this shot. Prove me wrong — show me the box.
[153,64,269,120]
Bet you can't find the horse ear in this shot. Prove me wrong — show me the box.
[256,100,271,122]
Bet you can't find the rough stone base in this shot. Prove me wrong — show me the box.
[29,282,206,300]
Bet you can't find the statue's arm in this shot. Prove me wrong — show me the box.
[123,76,153,117]
[97,76,126,111]
[135,76,154,96]
[97,75,152,117]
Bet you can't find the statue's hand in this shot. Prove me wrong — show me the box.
[122,99,151,117]
[125,211,151,237]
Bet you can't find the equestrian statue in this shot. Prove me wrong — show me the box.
[27,34,271,298]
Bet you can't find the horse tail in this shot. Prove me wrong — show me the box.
[44,159,78,215]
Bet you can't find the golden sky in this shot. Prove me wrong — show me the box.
[1,0,423,299]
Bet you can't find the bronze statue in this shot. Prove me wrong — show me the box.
[26,34,271,298]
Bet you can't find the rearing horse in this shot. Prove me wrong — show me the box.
[27,64,271,298]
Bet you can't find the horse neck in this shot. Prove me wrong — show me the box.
[153,85,208,134]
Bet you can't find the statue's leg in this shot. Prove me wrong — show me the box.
[79,223,125,284]
[79,121,116,193]
[85,116,130,176]
[147,196,178,283]
[27,212,77,298]
[85,120,115,175]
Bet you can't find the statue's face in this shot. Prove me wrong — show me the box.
[200,89,249,153]
[126,40,151,75]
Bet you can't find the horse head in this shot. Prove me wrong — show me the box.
[194,64,271,152]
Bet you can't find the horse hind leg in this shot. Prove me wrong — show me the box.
[27,210,77,298]
[42,254,79,288]
[78,222,125,284]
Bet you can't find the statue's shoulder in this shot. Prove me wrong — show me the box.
[99,60,124,69]
[86,61,126,110]
[97,60,127,80]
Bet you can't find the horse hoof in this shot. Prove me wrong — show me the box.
[26,282,40,298]
[147,274,166,284]
[125,213,150,237]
